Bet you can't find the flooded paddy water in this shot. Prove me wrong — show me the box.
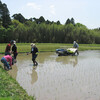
[1,50,100,100]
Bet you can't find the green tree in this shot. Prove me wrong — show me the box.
[46,20,51,24]
[56,21,61,25]
[70,18,75,25]
[12,13,26,23]
[0,1,2,23]
[65,18,71,25]
[38,16,45,23]
[0,1,11,28]
[0,27,6,42]
[33,16,45,24]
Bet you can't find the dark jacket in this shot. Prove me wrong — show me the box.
[12,44,17,53]
[31,47,38,55]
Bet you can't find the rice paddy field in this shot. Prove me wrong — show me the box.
[0,50,100,100]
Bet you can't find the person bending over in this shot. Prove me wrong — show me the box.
[1,55,13,71]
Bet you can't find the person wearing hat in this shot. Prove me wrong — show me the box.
[12,40,18,63]
[5,40,14,55]
[31,43,38,66]
[73,41,79,55]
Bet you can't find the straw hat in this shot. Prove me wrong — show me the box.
[13,40,16,44]
[30,43,35,47]
[73,41,76,44]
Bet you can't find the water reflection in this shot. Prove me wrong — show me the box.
[1,51,100,100]
[15,59,38,95]
[31,69,38,84]
[56,56,78,67]
[8,64,18,79]
[16,51,100,100]
[37,52,53,63]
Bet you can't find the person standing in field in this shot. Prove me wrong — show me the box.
[73,41,79,55]
[31,43,38,66]
[12,40,18,63]
[1,55,13,71]
[5,40,14,55]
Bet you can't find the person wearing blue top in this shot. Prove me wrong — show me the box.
[73,41,79,55]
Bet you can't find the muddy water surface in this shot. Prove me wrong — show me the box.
[1,50,100,100]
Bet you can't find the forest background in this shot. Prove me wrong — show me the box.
[0,1,100,44]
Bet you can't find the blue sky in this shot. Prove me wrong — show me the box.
[1,0,100,29]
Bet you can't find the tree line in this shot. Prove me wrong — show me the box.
[0,0,100,43]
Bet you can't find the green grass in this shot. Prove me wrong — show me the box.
[0,66,35,100]
[0,43,100,53]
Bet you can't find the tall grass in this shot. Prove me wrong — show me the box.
[0,43,100,53]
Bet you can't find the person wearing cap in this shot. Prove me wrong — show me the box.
[73,41,79,55]
[12,40,18,63]
[31,43,38,66]
[1,55,13,70]
[5,40,14,55]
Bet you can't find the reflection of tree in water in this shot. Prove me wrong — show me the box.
[56,56,78,67]
[37,52,54,63]
[31,67,38,84]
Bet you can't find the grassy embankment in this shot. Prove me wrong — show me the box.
[0,43,100,53]
[0,65,35,100]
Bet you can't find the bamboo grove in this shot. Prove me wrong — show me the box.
[0,0,100,44]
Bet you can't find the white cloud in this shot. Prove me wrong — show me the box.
[27,2,41,10]
[50,5,56,15]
